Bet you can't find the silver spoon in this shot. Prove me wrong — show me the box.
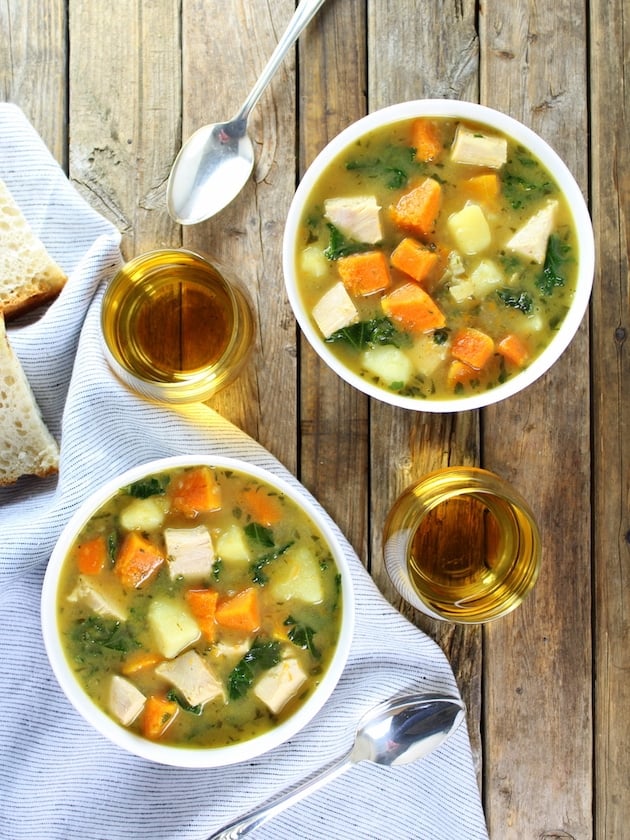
[167,0,327,225]
[206,693,466,840]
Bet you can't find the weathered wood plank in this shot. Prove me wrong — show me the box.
[480,0,592,836]
[297,0,370,561]
[181,0,299,455]
[589,0,630,836]
[1,0,67,166]
[68,0,181,258]
[367,0,484,783]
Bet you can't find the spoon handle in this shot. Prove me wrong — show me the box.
[205,751,352,840]
[234,0,327,125]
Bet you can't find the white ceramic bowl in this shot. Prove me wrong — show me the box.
[283,99,594,412]
[41,455,355,767]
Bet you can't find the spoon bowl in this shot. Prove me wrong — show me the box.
[167,0,326,225]
[206,692,465,839]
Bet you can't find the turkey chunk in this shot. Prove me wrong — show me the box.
[312,281,359,338]
[253,657,308,715]
[155,650,225,707]
[324,196,383,244]
[109,675,145,726]
[506,200,559,264]
[67,575,127,621]
[450,125,507,169]
[164,525,215,580]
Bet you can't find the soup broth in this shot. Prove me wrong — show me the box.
[57,465,343,749]
[294,117,578,400]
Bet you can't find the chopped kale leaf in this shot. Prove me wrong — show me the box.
[497,288,534,315]
[323,224,374,260]
[345,145,421,189]
[166,689,203,716]
[71,616,139,660]
[228,639,282,700]
[326,317,410,351]
[125,476,169,499]
[250,541,294,585]
[536,234,571,296]
[285,616,321,659]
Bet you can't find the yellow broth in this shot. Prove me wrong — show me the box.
[294,117,578,400]
[57,465,343,749]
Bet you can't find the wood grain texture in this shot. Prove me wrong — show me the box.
[297,0,370,562]
[68,0,181,258]
[480,0,592,836]
[6,0,629,835]
[366,0,484,783]
[1,0,67,166]
[181,0,299,455]
[589,0,630,837]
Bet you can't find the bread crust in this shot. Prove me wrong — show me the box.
[0,315,60,485]
[0,178,67,319]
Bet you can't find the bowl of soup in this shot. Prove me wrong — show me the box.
[41,455,354,767]
[283,100,594,411]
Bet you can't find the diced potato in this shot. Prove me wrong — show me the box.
[109,675,146,726]
[449,278,476,305]
[312,281,360,338]
[469,258,503,296]
[300,244,329,279]
[447,204,492,254]
[253,657,308,715]
[67,575,128,621]
[361,344,413,386]
[450,125,508,169]
[271,545,324,604]
[407,333,449,377]
[164,525,215,580]
[214,524,251,565]
[148,598,200,659]
[324,195,383,244]
[211,639,251,661]
[446,249,466,278]
[155,650,225,706]
[506,200,559,264]
[119,496,167,532]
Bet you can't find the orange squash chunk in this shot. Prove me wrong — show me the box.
[497,333,529,367]
[121,651,164,676]
[337,250,391,296]
[410,118,443,162]
[451,327,495,370]
[142,695,179,740]
[462,173,501,205]
[390,178,442,238]
[446,359,479,390]
[169,466,222,518]
[185,588,219,641]
[114,531,165,589]
[390,238,440,285]
[238,486,283,526]
[215,587,261,634]
[381,283,446,333]
[77,535,107,575]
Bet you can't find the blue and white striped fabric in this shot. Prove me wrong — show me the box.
[0,104,489,840]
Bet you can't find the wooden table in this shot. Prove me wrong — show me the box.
[3,1,628,837]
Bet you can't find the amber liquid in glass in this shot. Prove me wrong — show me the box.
[105,263,232,380]
[384,467,541,622]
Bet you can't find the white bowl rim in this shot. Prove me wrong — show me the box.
[41,454,355,768]
[283,98,595,412]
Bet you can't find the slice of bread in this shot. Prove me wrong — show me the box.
[0,315,59,485]
[0,178,67,319]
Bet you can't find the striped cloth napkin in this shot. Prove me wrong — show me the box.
[0,103,489,840]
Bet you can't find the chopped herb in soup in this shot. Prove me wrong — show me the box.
[295,117,578,399]
[57,465,343,748]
